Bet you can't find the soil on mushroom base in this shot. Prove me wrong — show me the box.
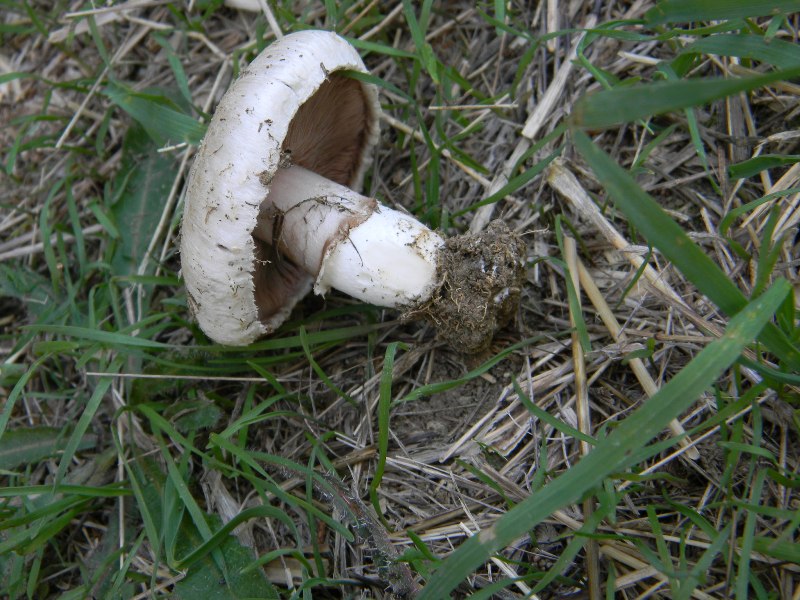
[408,220,526,355]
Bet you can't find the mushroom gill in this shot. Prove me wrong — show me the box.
[252,73,374,328]
[253,237,312,326]
[283,74,371,186]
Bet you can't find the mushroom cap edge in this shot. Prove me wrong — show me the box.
[180,30,381,345]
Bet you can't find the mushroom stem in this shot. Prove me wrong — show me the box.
[255,165,445,308]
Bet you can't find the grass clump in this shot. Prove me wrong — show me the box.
[1,0,799,598]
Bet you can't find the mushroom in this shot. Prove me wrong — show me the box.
[181,30,525,353]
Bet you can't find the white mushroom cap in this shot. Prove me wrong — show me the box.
[181,30,380,345]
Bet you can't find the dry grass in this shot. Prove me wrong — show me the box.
[1,1,799,599]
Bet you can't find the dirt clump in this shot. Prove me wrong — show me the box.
[409,220,526,354]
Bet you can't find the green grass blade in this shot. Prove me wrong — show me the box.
[207,434,353,540]
[0,484,129,498]
[0,495,90,533]
[89,200,120,239]
[175,506,295,571]
[418,279,790,598]
[571,67,800,129]
[675,522,733,599]
[299,327,355,406]
[682,34,800,70]
[152,32,193,106]
[573,130,742,309]
[729,155,800,179]
[751,537,800,563]
[399,336,544,403]
[369,342,400,513]
[514,380,596,447]
[555,218,592,352]
[736,470,767,599]
[454,139,564,217]
[24,324,173,349]
[345,38,416,59]
[65,184,87,275]
[401,0,439,84]
[54,363,120,487]
[0,356,48,441]
[646,0,800,23]
[719,188,800,240]
[572,130,800,369]
[157,434,227,576]
[531,497,614,592]
[17,506,85,555]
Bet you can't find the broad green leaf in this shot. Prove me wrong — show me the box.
[572,130,800,370]
[0,427,97,470]
[646,0,800,24]
[0,265,51,318]
[110,124,176,276]
[171,399,223,434]
[418,280,790,598]
[0,363,26,388]
[571,67,800,129]
[125,454,278,598]
[104,82,205,146]
[175,532,280,600]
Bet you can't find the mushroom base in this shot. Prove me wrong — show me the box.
[404,220,526,354]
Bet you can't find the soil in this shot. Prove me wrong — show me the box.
[408,220,526,354]
[392,364,502,445]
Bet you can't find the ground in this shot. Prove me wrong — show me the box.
[1,1,799,599]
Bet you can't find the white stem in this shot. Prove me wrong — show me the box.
[256,165,444,307]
